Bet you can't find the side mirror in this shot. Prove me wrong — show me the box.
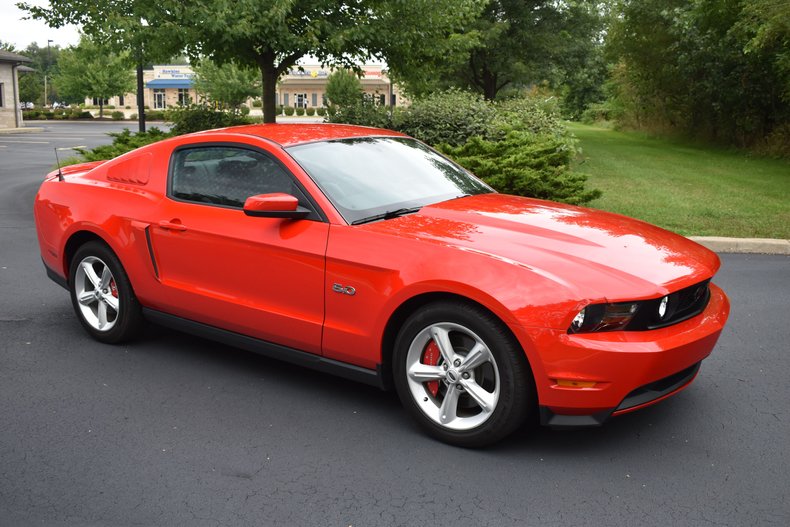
[243,193,310,219]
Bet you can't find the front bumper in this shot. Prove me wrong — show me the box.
[523,282,729,426]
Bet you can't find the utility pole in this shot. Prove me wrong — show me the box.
[46,39,53,107]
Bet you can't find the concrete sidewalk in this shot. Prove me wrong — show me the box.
[689,236,790,255]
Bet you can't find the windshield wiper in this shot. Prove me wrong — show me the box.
[351,206,423,225]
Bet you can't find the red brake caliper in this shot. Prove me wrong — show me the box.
[422,340,441,397]
[109,279,118,298]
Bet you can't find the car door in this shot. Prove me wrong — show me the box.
[147,142,328,355]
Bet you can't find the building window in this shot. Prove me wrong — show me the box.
[379,94,385,105]
[283,93,289,107]
[92,97,109,106]
[118,95,125,106]
[177,89,190,106]
[295,93,308,108]
[0,83,4,107]
[153,89,166,109]
[311,93,317,107]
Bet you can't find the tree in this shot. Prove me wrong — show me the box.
[193,60,259,110]
[20,1,485,124]
[412,0,606,101]
[55,37,134,117]
[325,70,363,108]
[606,0,790,147]
[178,0,486,123]
[18,0,186,131]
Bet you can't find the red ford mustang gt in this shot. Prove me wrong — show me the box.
[34,124,730,446]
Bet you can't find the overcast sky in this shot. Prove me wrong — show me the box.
[1,1,81,50]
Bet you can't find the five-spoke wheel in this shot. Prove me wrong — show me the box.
[394,301,534,447]
[69,241,142,343]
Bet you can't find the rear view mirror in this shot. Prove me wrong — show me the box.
[243,193,310,219]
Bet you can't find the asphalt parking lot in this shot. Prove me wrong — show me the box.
[1,121,788,526]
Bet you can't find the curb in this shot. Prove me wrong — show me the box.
[0,127,45,134]
[688,236,790,255]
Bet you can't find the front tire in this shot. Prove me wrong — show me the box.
[393,300,534,447]
[69,241,143,344]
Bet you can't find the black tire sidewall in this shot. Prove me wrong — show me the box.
[68,241,142,344]
[393,300,534,447]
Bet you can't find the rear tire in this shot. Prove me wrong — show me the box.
[69,241,143,343]
[393,300,534,447]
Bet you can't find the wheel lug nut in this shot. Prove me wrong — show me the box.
[456,384,463,390]
[462,372,470,379]
[453,359,461,367]
[442,364,448,371]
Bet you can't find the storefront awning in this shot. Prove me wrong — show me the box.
[146,78,193,89]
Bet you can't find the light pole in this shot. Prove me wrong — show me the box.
[46,39,53,107]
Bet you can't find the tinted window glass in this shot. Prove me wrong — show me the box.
[286,137,491,224]
[170,146,308,209]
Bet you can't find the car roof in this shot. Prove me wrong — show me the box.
[202,123,408,147]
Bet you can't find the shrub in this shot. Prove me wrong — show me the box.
[276,105,283,115]
[43,111,55,119]
[146,110,166,121]
[306,107,315,116]
[75,128,172,162]
[129,113,137,120]
[166,104,247,135]
[284,106,295,116]
[106,105,116,110]
[125,106,131,109]
[316,107,326,117]
[111,111,125,121]
[240,105,251,116]
[79,111,94,119]
[295,107,305,116]
[252,99,263,108]
[490,96,566,140]
[326,99,392,129]
[438,132,600,205]
[326,105,337,116]
[394,89,494,146]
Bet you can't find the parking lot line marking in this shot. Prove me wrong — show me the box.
[0,140,50,144]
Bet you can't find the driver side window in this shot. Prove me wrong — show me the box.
[170,146,310,210]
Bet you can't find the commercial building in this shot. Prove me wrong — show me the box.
[86,65,198,110]
[90,63,402,111]
[0,50,32,129]
[278,64,402,108]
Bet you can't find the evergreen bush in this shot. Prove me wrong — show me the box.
[306,107,315,116]
[111,111,125,121]
[284,106,295,116]
[438,132,600,205]
[296,107,305,116]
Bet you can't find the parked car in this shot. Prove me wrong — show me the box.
[34,124,729,446]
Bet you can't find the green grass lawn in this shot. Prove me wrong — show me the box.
[568,122,790,238]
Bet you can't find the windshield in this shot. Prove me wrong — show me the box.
[286,137,492,224]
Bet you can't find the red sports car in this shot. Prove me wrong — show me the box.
[34,124,730,446]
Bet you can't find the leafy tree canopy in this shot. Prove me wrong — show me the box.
[325,70,363,108]
[55,37,135,116]
[193,60,259,110]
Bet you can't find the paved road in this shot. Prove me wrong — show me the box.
[1,122,788,526]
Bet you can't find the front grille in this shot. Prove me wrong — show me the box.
[626,279,710,331]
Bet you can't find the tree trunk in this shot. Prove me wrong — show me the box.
[257,53,279,124]
[136,62,146,133]
[99,100,104,118]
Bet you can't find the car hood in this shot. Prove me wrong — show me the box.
[361,194,720,301]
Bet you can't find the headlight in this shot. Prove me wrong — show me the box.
[568,302,639,333]
[567,280,711,333]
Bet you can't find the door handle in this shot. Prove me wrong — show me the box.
[158,220,187,232]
